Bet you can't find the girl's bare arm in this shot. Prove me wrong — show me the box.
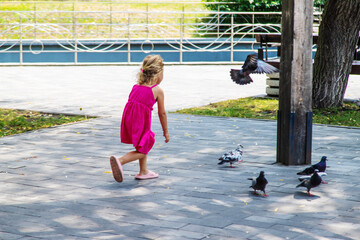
[156,87,170,143]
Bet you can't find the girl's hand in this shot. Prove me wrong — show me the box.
[164,132,170,143]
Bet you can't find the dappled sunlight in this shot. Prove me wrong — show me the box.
[1,101,360,238]
[196,147,225,154]
[137,201,162,211]
[154,177,185,186]
[182,205,210,215]
[211,199,233,208]
[323,222,359,237]
[164,199,185,206]
[254,233,284,240]
[245,149,276,157]
[164,199,210,216]
[54,215,99,229]
[232,195,255,205]
[313,135,340,140]
[321,185,348,198]
[159,157,190,164]
[276,196,336,214]
[244,145,276,159]
[102,186,153,198]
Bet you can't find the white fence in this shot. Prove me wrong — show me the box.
[0,1,321,64]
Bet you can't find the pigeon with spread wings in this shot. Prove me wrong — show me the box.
[230,54,279,85]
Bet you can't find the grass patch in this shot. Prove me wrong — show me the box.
[173,97,360,128]
[0,108,94,137]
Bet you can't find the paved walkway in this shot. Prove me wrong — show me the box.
[1,66,360,239]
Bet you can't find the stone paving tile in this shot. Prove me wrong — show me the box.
[1,66,360,239]
[1,113,359,239]
[0,232,24,240]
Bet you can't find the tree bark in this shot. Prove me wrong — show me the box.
[313,0,360,108]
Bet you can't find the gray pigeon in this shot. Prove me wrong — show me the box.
[230,53,279,85]
[248,171,268,197]
[296,169,322,196]
[218,144,243,168]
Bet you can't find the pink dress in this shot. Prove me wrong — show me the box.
[121,84,158,154]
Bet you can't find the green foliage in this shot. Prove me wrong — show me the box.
[198,0,326,38]
[0,109,93,137]
[203,0,326,25]
[204,0,281,12]
[204,0,326,12]
[202,0,281,35]
[174,97,360,128]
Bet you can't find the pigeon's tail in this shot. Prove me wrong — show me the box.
[296,181,305,188]
[230,69,253,85]
[218,160,225,165]
[297,166,315,175]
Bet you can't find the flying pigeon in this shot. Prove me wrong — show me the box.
[248,171,268,197]
[296,169,322,196]
[218,144,243,168]
[297,156,327,175]
[230,53,279,85]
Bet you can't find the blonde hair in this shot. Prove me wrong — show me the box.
[137,55,164,85]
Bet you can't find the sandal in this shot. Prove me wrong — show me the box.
[135,170,159,180]
[110,156,124,182]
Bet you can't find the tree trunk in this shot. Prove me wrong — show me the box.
[313,0,360,108]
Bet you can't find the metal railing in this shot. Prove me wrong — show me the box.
[0,2,322,64]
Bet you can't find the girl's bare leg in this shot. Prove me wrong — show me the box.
[138,154,148,175]
[119,151,149,175]
[119,151,145,165]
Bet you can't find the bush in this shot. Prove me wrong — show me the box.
[203,0,325,25]
[205,0,281,12]
[204,0,325,12]
[199,0,325,38]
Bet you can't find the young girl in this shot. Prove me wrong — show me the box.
[110,55,170,182]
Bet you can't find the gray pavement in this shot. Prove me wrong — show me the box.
[1,65,360,239]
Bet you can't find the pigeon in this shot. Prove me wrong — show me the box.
[218,144,243,168]
[297,156,327,175]
[296,169,322,196]
[248,171,268,197]
[230,53,279,85]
